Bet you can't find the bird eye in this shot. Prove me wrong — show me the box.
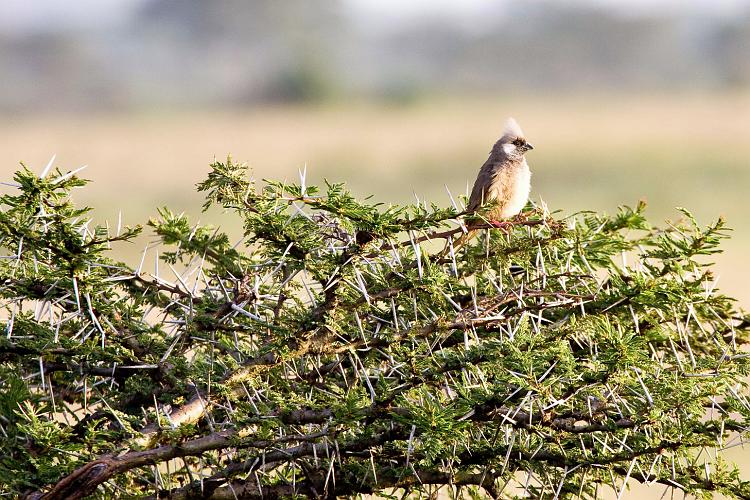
[512,139,525,147]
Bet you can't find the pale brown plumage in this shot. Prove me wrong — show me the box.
[451,118,534,250]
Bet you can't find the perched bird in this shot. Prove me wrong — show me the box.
[450,118,534,250]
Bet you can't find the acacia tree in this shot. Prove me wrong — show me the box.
[1,158,750,499]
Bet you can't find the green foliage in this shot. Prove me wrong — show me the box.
[1,158,750,499]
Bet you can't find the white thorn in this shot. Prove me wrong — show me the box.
[52,165,88,184]
[39,154,56,178]
[299,164,307,196]
[444,185,459,212]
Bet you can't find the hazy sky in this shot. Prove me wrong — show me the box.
[0,0,747,34]
[0,0,149,33]
[350,0,750,12]
[347,0,750,27]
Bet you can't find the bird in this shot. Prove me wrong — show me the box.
[450,117,534,249]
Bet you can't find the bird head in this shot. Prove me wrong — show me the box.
[497,117,534,157]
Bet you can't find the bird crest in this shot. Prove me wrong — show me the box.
[503,117,525,140]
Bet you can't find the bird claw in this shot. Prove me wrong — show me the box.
[488,220,512,229]
[490,212,532,229]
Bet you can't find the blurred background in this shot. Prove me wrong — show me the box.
[0,0,749,494]
[0,0,748,298]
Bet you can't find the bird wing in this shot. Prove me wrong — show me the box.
[467,158,500,213]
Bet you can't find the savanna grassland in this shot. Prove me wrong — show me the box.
[2,91,749,306]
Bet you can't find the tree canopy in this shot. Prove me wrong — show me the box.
[1,159,749,499]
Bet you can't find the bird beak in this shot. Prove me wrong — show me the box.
[525,143,534,151]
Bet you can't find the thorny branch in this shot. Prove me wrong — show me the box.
[3,160,750,499]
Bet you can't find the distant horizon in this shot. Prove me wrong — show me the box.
[0,0,747,35]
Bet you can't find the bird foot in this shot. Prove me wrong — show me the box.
[488,220,513,229]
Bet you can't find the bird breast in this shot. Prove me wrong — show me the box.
[488,159,531,219]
